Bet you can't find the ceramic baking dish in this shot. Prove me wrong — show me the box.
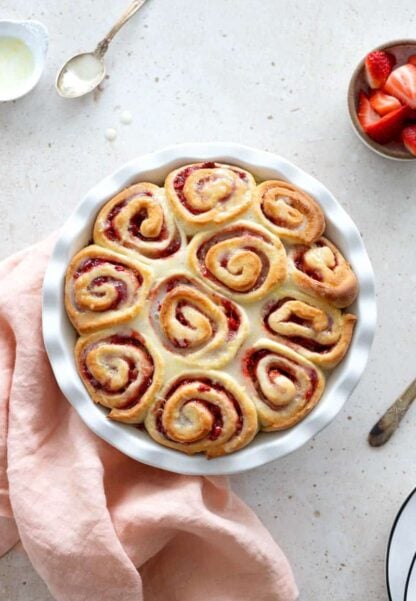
[42,143,376,475]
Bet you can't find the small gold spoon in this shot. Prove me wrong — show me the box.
[368,378,416,447]
[56,0,148,98]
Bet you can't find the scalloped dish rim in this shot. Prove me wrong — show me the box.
[42,143,376,475]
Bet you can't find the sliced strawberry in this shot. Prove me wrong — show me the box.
[401,124,416,155]
[408,55,416,66]
[365,105,409,144]
[365,50,396,89]
[369,90,401,115]
[357,91,379,129]
[384,64,416,109]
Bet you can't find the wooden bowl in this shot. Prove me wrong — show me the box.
[348,39,416,161]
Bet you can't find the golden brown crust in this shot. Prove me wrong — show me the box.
[75,327,163,424]
[148,272,248,368]
[253,180,325,243]
[64,164,359,456]
[262,287,357,368]
[93,182,185,262]
[242,339,325,431]
[65,245,152,335]
[144,371,258,457]
[187,220,287,303]
[288,237,358,308]
[165,162,256,233]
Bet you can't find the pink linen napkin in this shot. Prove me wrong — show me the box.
[0,235,298,601]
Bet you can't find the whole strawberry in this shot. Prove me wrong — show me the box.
[365,50,396,89]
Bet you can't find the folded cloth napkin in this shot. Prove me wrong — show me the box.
[0,236,298,601]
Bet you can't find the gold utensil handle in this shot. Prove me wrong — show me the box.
[368,378,416,447]
[95,0,148,58]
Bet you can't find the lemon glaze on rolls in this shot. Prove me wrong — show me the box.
[288,237,359,308]
[149,272,248,369]
[253,179,325,244]
[65,160,358,457]
[262,287,357,368]
[187,221,287,303]
[65,245,152,335]
[145,371,258,458]
[75,327,163,424]
[242,339,325,431]
[94,182,185,261]
[165,161,256,234]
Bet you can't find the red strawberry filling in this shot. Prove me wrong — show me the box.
[194,401,223,440]
[149,275,242,354]
[262,300,333,354]
[221,299,241,337]
[104,201,127,241]
[172,162,248,214]
[196,227,271,293]
[73,258,143,292]
[128,208,167,241]
[171,300,217,350]
[292,245,330,282]
[155,377,244,441]
[104,200,181,259]
[89,276,128,310]
[157,398,224,441]
[242,349,319,407]
[82,333,154,407]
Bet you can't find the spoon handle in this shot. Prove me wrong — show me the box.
[368,378,416,447]
[95,0,148,58]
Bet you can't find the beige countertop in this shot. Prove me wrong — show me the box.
[1,1,415,599]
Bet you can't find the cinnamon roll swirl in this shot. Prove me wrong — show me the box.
[94,182,184,261]
[262,288,357,368]
[288,237,358,308]
[65,245,152,334]
[76,328,163,423]
[243,339,325,430]
[145,371,258,457]
[165,162,255,233]
[149,273,248,368]
[187,221,287,302]
[253,180,325,243]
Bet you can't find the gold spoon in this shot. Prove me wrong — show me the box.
[368,378,416,447]
[56,0,148,98]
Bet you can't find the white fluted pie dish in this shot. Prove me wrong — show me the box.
[42,143,376,475]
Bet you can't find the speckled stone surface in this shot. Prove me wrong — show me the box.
[1,1,416,600]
